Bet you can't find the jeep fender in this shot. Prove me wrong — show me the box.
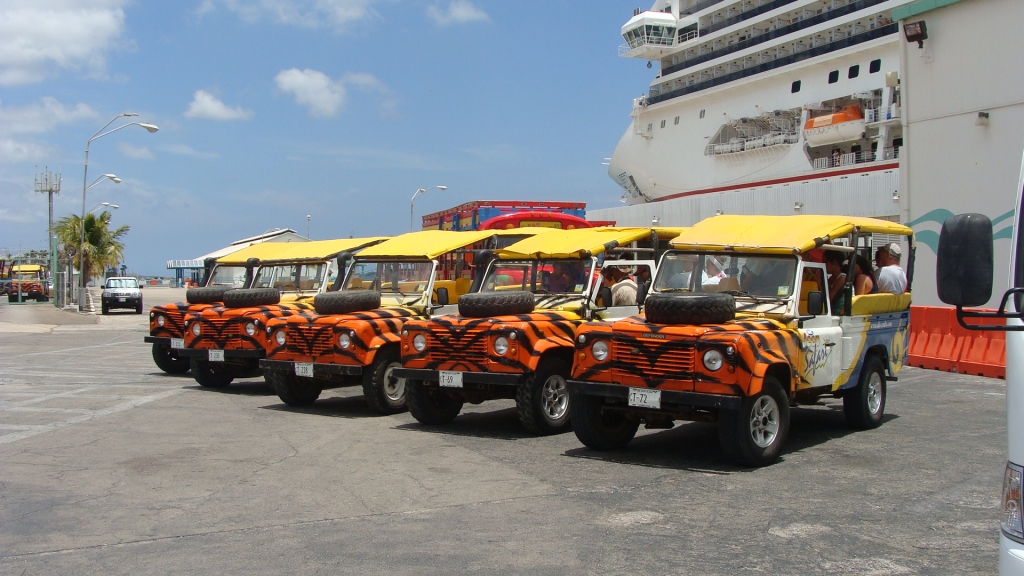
[745,361,796,397]
[362,333,402,365]
[522,336,574,372]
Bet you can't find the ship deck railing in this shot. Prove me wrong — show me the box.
[811,146,899,169]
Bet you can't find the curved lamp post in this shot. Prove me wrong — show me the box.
[79,114,158,309]
[89,202,120,214]
[410,185,447,231]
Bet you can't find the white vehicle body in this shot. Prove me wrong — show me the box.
[1002,151,1024,574]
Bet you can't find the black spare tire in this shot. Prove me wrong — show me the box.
[314,291,381,315]
[643,292,735,325]
[458,291,535,318]
[186,286,230,304]
[222,288,281,308]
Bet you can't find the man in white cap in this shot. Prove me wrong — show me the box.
[875,242,907,293]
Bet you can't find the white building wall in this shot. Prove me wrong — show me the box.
[898,0,1024,307]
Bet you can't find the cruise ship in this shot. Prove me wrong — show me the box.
[593,0,914,227]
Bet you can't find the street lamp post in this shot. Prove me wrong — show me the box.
[89,202,120,214]
[410,185,447,231]
[79,114,158,309]
[78,175,121,306]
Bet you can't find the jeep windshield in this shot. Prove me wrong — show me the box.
[654,252,797,304]
[253,263,328,292]
[208,265,247,288]
[482,259,595,296]
[344,260,435,301]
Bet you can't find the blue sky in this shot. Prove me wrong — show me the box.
[0,0,653,275]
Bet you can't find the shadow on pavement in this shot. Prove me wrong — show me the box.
[186,379,275,396]
[392,407,546,440]
[260,394,381,419]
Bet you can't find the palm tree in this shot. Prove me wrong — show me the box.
[54,211,130,285]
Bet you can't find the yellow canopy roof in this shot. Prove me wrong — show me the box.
[670,215,914,254]
[355,229,548,260]
[11,264,44,273]
[219,237,388,265]
[497,227,686,260]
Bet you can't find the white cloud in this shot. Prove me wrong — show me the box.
[275,68,346,117]
[162,144,220,159]
[275,68,395,118]
[0,0,128,85]
[0,139,54,164]
[427,0,489,26]
[204,0,382,30]
[0,97,98,135]
[119,142,155,160]
[184,90,254,120]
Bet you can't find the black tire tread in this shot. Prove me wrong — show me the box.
[843,355,886,430]
[516,357,571,435]
[222,288,280,308]
[189,357,234,388]
[186,286,230,304]
[569,394,640,450]
[151,343,190,374]
[406,380,463,425]
[361,347,407,415]
[458,291,535,318]
[644,292,735,325]
[718,377,789,467]
[267,369,321,406]
[314,290,381,315]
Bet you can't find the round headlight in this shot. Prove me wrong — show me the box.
[156,315,165,327]
[703,349,724,371]
[592,340,609,361]
[191,323,201,336]
[413,334,426,352]
[494,336,509,356]
[245,322,256,336]
[339,333,352,349]
[274,330,286,346]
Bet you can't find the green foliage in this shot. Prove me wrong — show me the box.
[54,211,129,282]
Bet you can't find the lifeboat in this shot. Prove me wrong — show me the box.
[802,105,866,147]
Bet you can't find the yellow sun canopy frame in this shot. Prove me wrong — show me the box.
[497,227,687,260]
[669,215,914,255]
[355,229,550,260]
[11,264,45,273]
[219,237,389,266]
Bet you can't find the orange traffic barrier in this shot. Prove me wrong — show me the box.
[907,305,1006,379]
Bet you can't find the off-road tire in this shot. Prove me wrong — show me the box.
[314,290,381,315]
[458,291,535,318]
[844,355,887,430]
[190,357,235,388]
[362,347,407,415]
[406,379,463,425]
[644,293,735,325]
[719,376,789,467]
[151,343,190,374]
[186,286,230,305]
[516,357,572,435]
[267,368,321,406]
[570,393,640,450]
[222,288,280,309]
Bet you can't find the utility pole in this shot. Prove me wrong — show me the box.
[34,167,61,306]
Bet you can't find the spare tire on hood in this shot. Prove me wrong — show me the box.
[314,291,382,315]
[643,292,735,325]
[222,288,281,309]
[186,286,230,304]
[458,291,535,318]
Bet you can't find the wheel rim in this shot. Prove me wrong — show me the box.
[383,362,405,401]
[749,395,780,448]
[866,371,883,415]
[541,375,569,421]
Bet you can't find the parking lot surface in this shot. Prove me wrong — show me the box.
[0,294,1005,575]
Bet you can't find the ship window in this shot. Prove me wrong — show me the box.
[870,59,882,73]
[791,80,801,93]
[848,65,860,79]
[674,116,680,125]
[661,120,667,128]
[700,109,706,118]
[828,70,839,84]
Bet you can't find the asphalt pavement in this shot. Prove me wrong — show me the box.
[0,295,1005,575]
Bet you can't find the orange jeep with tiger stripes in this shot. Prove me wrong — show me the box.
[177,238,387,388]
[259,229,546,414]
[395,227,684,434]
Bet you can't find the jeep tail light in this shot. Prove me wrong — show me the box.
[1004,462,1024,540]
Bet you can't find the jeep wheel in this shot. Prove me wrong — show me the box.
[314,290,381,315]
[406,379,463,425]
[570,393,640,450]
[267,369,321,406]
[222,288,280,308]
[186,286,230,304]
[844,355,886,430]
[643,293,735,325]
[458,291,535,318]
[362,347,407,415]
[516,357,572,435]
[190,357,235,388]
[719,376,789,467]
[152,343,190,374]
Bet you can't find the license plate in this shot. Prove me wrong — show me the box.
[628,387,661,409]
[118,297,126,302]
[208,350,225,362]
[170,338,185,349]
[439,370,463,388]
[295,363,314,378]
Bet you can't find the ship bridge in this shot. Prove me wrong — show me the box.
[620,10,698,60]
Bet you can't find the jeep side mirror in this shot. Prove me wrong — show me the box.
[435,287,449,306]
[806,291,824,316]
[637,281,649,307]
[597,286,612,308]
[937,213,993,307]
